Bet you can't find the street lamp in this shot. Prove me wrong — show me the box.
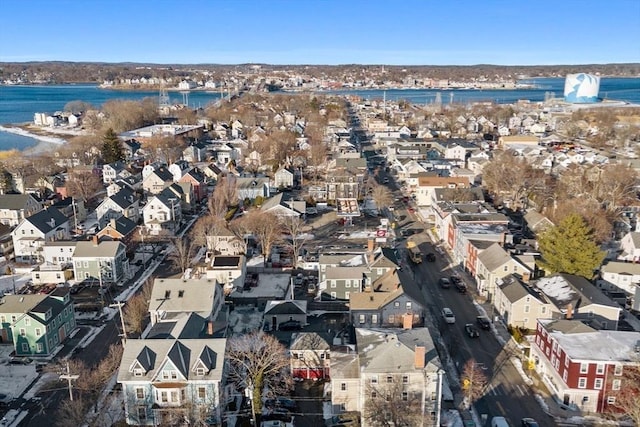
[168,198,177,232]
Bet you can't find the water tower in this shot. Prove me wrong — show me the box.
[564,73,600,103]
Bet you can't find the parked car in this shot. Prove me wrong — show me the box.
[278,320,302,331]
[442,308,456,324]
[9,357,33,365]
[265,397,297,412]
[439,277,451,289]
[425,252,436,262]
[454,281,467,293]
[476,316,492,330]
[465,323,480,338]
[521,419,539,427]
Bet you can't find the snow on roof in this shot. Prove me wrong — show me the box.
[552,330,640,362]
[535,275,576,305]
[229,273,290,299]
[341,254,366,267]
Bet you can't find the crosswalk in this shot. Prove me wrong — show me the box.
[485,383,530,397]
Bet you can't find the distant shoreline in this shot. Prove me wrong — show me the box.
[0,124,69,155]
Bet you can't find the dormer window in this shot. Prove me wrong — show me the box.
[196,368,205,376]
[134,369,144,377]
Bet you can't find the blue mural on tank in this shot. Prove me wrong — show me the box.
[564,73,600,103]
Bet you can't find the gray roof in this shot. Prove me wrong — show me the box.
[499,274,545,304]
[533,273,619,310]
[264,300,306,315]
[477,243,513,272]
[0,194,38,210]
[539,319,597,334]
[356,328,441,374]
[100,216,137,237]
[326,267,368,280]
[290,332,331,351]
[109,188,137,209]
[0,293,71,326]
[329,348,360,379]
[149,278,219,316]
[601,260,640,275]
[26,207,69,234]
[117,338,226,383]
[73,240,125,258]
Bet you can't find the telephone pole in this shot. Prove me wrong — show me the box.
[59,361,79,401]
[110,301,128,345]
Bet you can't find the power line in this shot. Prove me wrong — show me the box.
[59,361,80,401]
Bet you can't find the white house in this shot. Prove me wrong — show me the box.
[11,207,70,263]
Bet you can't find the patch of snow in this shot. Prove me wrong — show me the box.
[511,357,533,385]
[535,275,575,303]
[534,393,550,414]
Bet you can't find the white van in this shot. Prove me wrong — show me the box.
[491,416,510,427]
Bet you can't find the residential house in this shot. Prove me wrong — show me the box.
[11,207,70,263]
[122,139,141,160]
[290,332,331,380]
[179,168,207,202]
[95,188,140,228]
[533,274,621,330]
[350,269,424,328]
[205,227,245,257]
[0,288,76,357]
[236,177,270,202]
[474,242,531,301]
[330,328,444,425]
[142,166,174,195]
[205,255,246,291]
[182,141,210,163]
[597,260,640,305]
[147,278,225,335]
[169,160,191,183]
[142,187,184,235]
[493,274,555,330]
[531,319,640,413]
[72,238,129,285]
[619,232,640,262]
[523,210,554,236]
[41,241,76,268]
[0,193,43,227]
[264,300,307,331]
[414,176,469,208]
[0,224,14,259]
[103,161,131,185]
[107,176,142,197]
[202,163,223,183]
[274,167,295,188]
[260,193,305,218]
[117,338,227,426]
[96,217,138,250]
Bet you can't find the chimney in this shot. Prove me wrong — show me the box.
[207,321,214,336]
[565,303,573,320]
[414,345,425,369]
[110,219,117,229]
[522,271,530,283]
[403,313,413,329]
[92,235,99,246]
[367,238,375,253]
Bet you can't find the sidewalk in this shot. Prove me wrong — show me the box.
[429,232,588,425]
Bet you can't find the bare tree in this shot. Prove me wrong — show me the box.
[461,358,488,409]
[123,293,149,335]
[279,215,306,268]
[191,214,227,253]
[237,211,282,260]
[370,184,393,216]
[56,398,89,427]
[226,331,293,419]
[168,237,195,274]
[66,169,104,204]
[208,175,238,218]
[363,377,423,427]
[605,360,640,425]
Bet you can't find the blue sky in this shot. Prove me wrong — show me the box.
[1,0,638,65]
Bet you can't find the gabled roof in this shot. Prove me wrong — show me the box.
[25,207,69,234]
[533,273,619,311]
[371,247,399,268]
[99,216,137,237]
[73,240,125,258]
[477,243,513,272]
[149,166,174,182]
[290,332,330,351]
[356,328,440,373]
[499,274,546,304]
[109,188,137,209]
[264,299,306,315]
[149,278,218,316]
[0,193,39,210]
[105,160,127,172]
[118,338,226,383]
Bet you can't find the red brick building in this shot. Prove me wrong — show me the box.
[531,319,640,414]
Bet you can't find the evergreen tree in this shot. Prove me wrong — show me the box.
[537,213,605,279]
[101,128,124,164]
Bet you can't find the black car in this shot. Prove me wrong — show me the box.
[265,397,297,411]
[465,323,480,338]
[438,278,451,289]
[476,316,491,330]
[425,252,436,262]
[9,357,33,365]
[454,280,467,293]
[278,320,302,331]
[521,418,540,427]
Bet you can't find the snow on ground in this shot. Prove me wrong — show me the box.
[0,272,32,295]
[440,409,464,427]
[229,273,290,299]
[228,306,264,335]
[0,347,39,400]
